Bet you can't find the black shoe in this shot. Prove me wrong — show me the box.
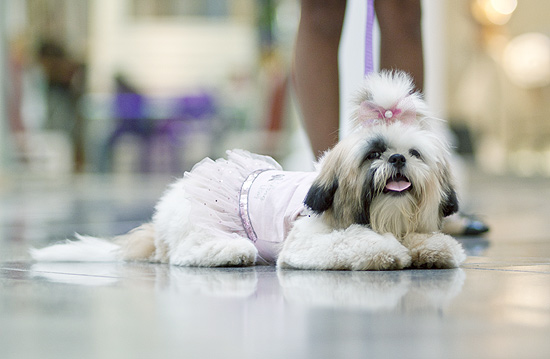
[443,213,490,236]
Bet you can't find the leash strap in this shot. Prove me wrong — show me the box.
[364,0,375,76]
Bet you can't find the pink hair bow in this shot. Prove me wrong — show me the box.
[357,96,417,127]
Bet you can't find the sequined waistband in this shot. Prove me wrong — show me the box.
[238,169,272,243]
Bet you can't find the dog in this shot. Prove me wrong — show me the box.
[31,71,466,270]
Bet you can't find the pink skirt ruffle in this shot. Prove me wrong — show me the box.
[184,150,282,238]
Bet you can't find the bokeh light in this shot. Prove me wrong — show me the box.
[502,32,550,88]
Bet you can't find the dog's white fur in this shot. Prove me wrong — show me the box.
[31,71,466,270]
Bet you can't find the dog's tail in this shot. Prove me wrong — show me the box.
[30,223,158,263]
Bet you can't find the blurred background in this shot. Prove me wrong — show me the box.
[0,0,549,180]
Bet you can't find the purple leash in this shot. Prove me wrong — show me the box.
[364,0,375,76]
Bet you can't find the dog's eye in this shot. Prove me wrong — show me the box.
[366,151,381,160]
[409,149,422,159]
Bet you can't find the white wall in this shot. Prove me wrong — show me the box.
[87,0,257,95]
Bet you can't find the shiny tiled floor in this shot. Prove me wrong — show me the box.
[1,170,550,359]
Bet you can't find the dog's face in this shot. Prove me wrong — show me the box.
[305,123,458,238]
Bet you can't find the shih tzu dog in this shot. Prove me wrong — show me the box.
[31,71,466,270]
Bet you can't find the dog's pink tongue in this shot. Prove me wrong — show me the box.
[385,180,411,192]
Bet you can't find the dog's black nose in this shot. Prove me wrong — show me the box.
[389,154,406,168]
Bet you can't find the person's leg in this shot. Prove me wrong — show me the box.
[375,0,424,92]
[293,0,347,158]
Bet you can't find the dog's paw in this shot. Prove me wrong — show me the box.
[341,233,411,271]
[211,240,258,266]
[277,224,411,271]
[352,251,412,271]
[170,235,258,267]
[351,233,412,270]
[404,233,466,269]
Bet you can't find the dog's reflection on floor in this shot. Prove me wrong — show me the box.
[30,262,464,313]
[278,269,465,312]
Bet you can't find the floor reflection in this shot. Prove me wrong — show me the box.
[278,269,465,312]
[27,262,465,314]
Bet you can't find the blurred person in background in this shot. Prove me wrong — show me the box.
[37,40,86,171]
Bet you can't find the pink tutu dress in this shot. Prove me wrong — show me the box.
[184,150,317,264]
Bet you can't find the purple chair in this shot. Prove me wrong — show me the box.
[153,93,218,172]
[101,93,154,172]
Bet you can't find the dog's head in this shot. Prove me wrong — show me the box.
[304,71,458,238]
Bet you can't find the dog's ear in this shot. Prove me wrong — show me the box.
[440,186,459,217]
[304,177,338,214]
[439,164,459,217]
